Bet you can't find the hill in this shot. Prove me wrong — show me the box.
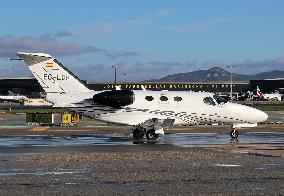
[146,67,284,82]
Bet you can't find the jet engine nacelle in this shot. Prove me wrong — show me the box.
[93,90,134,108]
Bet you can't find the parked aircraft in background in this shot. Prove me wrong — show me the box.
[257,86,283,101]
[0,91,28,103]
[17,52,268,141]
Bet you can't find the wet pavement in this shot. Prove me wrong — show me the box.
[0,132,283,147]
[0,142,283,195]
[0,114,283,195]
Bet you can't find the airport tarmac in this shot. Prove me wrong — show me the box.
[0,112,283,195]
[0,124,283,195]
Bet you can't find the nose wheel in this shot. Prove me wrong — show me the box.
[230,129,239,139]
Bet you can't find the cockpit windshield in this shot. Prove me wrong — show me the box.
[203,95,229,106]
[213,95,229,105]
[203,97,216,106]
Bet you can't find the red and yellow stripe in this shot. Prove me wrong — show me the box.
[46,62,54,68]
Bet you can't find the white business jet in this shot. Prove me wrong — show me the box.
[17,52,268,141]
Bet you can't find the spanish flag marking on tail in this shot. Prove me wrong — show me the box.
[46,62,54,68]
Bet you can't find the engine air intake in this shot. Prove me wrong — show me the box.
[93,90,134,108]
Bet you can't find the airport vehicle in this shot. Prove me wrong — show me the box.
[257,86,283,101]
[17,52,268,141]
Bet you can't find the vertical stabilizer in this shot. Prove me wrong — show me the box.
[256,86,264,98]
[17,52,90,93]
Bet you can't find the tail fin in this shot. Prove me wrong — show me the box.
[256,86,264,98]
[17,52,90,94]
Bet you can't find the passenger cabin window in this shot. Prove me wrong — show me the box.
[203,97,216,106]
[174,96,182,102]
[213,95,229,105]
[160,96,168,102]
[145,96,154,101]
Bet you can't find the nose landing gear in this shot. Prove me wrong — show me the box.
[230,128,239,139]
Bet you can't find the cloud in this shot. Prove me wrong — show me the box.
[71,63,109,82]
[104,51,139,60]
[0,33,138,59]
[0,34,99,57]
[66,60,185,82]
[70,59,133,82]
[146,61,184,72]
[1,55,283,82]
[111,60,198,82]
[0,61,31,78]
[123,57,284,82]
[233,57,284,74]
[54,30,74,38]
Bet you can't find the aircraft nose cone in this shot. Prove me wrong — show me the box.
[254,109,268,123]
[229,103,268,123]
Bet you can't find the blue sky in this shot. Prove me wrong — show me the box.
[0,0,284,82]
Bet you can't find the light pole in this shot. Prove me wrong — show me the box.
[227,65,233,100]
[112,65,118,85]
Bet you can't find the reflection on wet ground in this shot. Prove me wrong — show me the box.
[0,168,93,177]
[0,135,131,147]
[165,132,284,145]
[0,132,282,195]
[0,132,283,148]
[1,163,284,178]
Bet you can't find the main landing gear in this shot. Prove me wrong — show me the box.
[132,119,162,142]
[133,126,145,140]
[133,126,159,141]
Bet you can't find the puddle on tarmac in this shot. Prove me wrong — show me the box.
[164,132,284,145]
[213,163,242,167]
[0,132,282,148]
[0,135,132,147]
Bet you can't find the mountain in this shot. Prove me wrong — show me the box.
[145,67,284,82]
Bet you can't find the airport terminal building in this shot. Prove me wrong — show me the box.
[0,77,42,97]
[88,82,250,93]
[0,77,283,98]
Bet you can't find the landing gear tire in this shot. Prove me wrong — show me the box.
[133,128,145,140]
[272,97,278,101]
[230,129,239,139]
[146,129,158,141]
